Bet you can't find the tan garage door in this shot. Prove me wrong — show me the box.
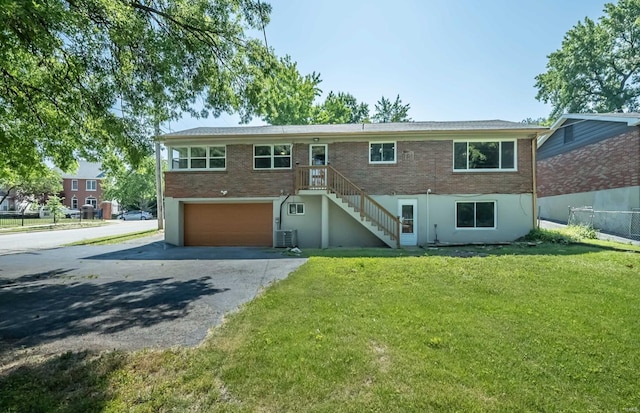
[184,203,273,246]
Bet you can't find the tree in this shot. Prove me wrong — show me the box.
[372,95,412,123]
[535,0,640,120]
[243,55,322,125]
[0,169,62,211]
[1,0,276,176]
[312,91,370,124]
[521,117,552,126]
[102,155,161,212]
[46,194,64,221]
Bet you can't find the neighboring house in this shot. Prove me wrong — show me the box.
[161,121,546,248]
[537,113,640,236]
[59,161,108,212]
[0,188,17,211]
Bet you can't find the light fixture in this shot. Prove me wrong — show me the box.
[312,137,319,142]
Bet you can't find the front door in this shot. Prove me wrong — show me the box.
[398,199,418,246]
[309,144,328,188]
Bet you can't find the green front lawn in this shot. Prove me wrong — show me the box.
[1,244,639,412]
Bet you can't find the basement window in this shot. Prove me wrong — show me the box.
[288,203,305,215]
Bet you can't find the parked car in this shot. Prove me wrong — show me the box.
[121,210,152,220]
[64,208,81,218]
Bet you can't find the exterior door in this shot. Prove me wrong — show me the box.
[398,199,418,246]
[309,144,328,188]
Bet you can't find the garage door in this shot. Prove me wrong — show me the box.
[184,203,273,246]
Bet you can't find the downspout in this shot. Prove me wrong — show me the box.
[426,188,431,244]
[278,194,291,230]
[531,136,538,229]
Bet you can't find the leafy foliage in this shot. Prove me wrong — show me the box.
[102,156,161,211]
[313,91,370,124]
[535,0,640,119]
[0,0,275,174]
[45,194,64,220]
[372,94,411,123]
[0,168,62,211]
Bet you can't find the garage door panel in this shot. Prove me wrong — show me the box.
[184,203,272,246]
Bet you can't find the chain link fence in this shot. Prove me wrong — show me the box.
[568,206,640,241]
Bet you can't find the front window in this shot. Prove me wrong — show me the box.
[86,180,97,191]
[85,197,97,208]
[71,180,78,191]
[456,201,496,229]
[370,142,396,163]
[170,146,226,170]
[71,196,78,209]
[254,144,292,169]
[453,140,516,171]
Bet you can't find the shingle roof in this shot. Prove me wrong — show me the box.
[60,161,105,179]
[162,120,546,139]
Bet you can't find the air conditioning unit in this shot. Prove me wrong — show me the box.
[274,229,298,248]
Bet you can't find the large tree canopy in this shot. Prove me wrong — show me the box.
[313,91,370,124]
[0,0,275,176]
[535,0,640,120]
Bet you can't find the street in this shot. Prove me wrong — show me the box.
[0,219,158,255]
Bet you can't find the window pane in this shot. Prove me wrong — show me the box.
[501,141,515,169]
[273,145,290,156]
[255,158,271,169]
[476,202,495,227]
[209,159,225,169]
[289,204,297,214]
[209,146,225,157]
[296,204,304,214]
[370,143,382,162]
[191,159,206,168]
[177,159,188,169]
[454,142,467,169]
[191,147,206,157]
[382,143,395,162]
[273,157,291,168]
[174,147,188,158]
[456,203,474,227]
[469,142,499,169]
[255,146,271,156]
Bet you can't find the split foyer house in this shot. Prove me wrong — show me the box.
[537,113,640,237]
[161,121,547,248]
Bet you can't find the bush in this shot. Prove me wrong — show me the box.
[522,225,598,244]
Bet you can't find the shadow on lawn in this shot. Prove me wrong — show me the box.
[0,271,227,355]
[302,242,639,258]
[0,349,126,413]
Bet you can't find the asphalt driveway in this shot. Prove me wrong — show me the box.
[0,234,307,358]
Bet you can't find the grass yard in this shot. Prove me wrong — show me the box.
[1,243,639,412]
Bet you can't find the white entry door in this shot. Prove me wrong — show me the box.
[309,144,327,187]
[398,199,418,246]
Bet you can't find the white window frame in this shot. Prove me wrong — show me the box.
[86,180,97,191]
[369,141,397,164]
[71,179,78,191]
[71,196,78,209]
[287,203,305,215]
[453,139,517,172]
[253,144,292,170]
[455,201,497,230]
[169,146,227,171]
[85,196,97,208]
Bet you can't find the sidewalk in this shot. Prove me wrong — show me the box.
[539,219,640,246]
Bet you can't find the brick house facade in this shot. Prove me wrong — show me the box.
[536,113,640,237]
[162,121,545,248]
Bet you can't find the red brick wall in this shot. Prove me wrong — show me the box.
[537,129,640,198]
[165,139,534,198]
[61,178,103,207]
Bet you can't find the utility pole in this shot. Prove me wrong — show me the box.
[154,123,164,230]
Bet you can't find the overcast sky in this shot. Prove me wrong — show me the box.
[166,0,609,132]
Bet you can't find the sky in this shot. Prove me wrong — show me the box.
[166,0,610,132]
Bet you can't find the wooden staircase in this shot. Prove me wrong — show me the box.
[296,166,400,248]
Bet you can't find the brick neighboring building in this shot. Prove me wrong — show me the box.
[59,161,115,218]
[161,121,546,248]
[537,113,640,237]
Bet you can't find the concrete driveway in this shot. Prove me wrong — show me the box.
[0,234,307,359]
